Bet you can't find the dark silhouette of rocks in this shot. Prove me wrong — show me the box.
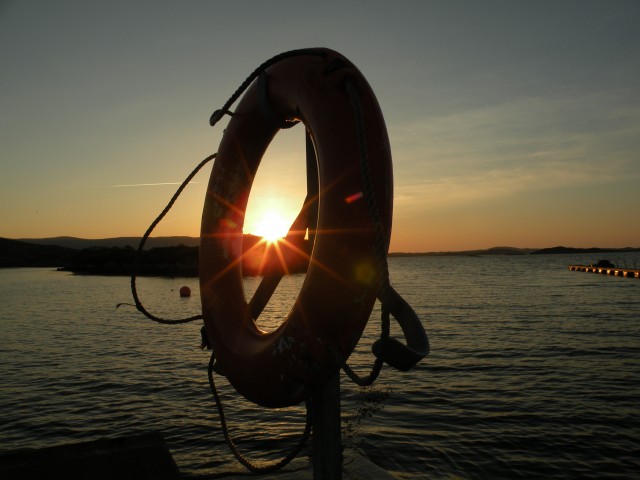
[0,237,76,267]
[1,236,309,277]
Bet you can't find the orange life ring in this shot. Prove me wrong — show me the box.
[200,49,393,407]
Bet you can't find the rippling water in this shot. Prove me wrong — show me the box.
[1,254,638,478]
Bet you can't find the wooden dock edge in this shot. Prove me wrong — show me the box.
[0,432,180,480]
[0,435,400,480]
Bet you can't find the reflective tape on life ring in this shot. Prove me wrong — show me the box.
[200,48,393,407]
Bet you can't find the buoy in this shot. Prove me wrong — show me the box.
[200,48,393,407]
[179,286,191,298]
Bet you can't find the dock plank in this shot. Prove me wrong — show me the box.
[0,432,180,480]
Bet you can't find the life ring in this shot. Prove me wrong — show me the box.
[200,49,393,407]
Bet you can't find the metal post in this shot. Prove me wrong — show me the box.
[312,373,342,479]
[306,128,341,478]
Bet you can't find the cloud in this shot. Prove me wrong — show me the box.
[390,89,640,208]
[395,162,620,209]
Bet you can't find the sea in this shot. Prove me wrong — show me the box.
[1,253,638,479]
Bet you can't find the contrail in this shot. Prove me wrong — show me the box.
[95,182,199,188]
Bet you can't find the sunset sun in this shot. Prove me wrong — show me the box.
[252,210,290,242]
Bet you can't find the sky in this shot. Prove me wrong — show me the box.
[1,1,639,252]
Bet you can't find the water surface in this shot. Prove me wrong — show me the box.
[1,254,638,478]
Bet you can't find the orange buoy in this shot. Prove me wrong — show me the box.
[179,286,191,297]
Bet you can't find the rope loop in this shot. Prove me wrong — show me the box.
[209,48,327,128]
[341,79,393,386]
[208,353,312,474]
[342,305,391,386]
[128,153,215,325]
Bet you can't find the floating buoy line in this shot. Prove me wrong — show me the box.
[123,48,429,475]
[568,264,639,278]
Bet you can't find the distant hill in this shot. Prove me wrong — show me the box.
[17,236,200,250]
[530,246,640,255]
[9,238,539,261]
[391,245,640,256]
[3,237,639,273]
[390,246,536,256]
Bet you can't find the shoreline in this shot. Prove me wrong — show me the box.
[2,237,639,273]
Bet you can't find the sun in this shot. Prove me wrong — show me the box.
[252,210,290,242]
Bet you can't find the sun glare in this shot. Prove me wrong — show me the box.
[252,210,290,242]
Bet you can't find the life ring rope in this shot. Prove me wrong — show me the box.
[209,48,327,128]
[118,153,214,324]
[126,48,429,473]
[340,78,429,383]
[199,48,430,401]
[207,353,312,474]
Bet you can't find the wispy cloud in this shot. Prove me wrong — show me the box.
[92,182,198,188]
[395,162,621,208]
[390,89,640,208]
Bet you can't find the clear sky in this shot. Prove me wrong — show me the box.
[1,1,639,252]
